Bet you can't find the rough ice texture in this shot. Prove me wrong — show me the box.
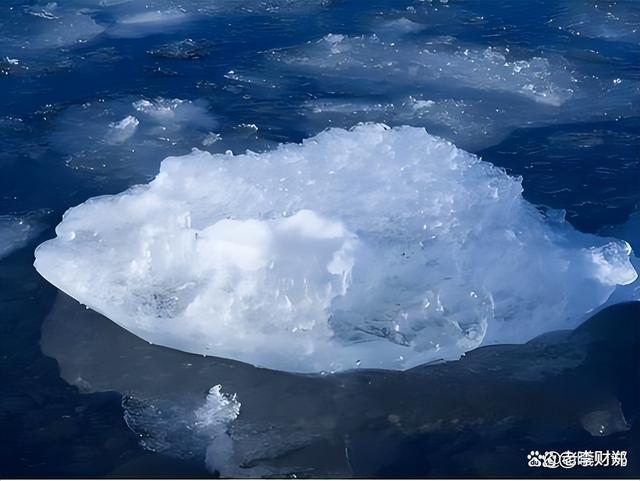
[34,125,637,373]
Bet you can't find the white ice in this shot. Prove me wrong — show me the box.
[34,125,638,373]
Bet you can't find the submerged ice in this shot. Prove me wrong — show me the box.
[0,211,49,260]
[276,34,576,107]
[34,125,637,372]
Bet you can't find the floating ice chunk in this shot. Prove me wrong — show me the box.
[252,27,638,149]
[132,98,215,128]
[275,34,576,106]
[261,32,633,149]
[25,3,61,20]
[107,7,190,38]
[372,17,427,38]
[306,99,391,115]
[34,125,637,372]
[106,115,139,144]
[117,9,188,26]
[202,132,221,146]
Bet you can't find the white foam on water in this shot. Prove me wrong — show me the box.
[34,125,637,373]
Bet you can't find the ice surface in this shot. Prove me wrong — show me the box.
[34,125,637,372]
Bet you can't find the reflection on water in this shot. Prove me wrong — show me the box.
[40,292,639,477]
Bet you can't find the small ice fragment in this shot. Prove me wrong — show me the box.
[106,116,139,144]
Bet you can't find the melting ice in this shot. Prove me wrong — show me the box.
[34,125,637,373]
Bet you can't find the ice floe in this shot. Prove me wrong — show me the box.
[275,34,576,106]
[257,30,639,150]
[34,125,637,372]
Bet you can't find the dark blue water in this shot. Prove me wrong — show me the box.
[1,0,639,477]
